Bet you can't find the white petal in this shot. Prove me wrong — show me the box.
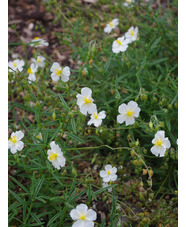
[118,103,127,113]
[10,147,17,154]
[111,167,117,174]
[15,141,24,151]
[51,62,60,72]
[76,204,88,213]
[155,131,165,139]
[162,138,171,149]
[80,104,89,115]
[102,175,111,183]
[87,103,97,114]
[28,74,36,82]
[61,75,69,82]
[87,119,94,126]
[70,209,81,220]
[120,45,128,52]
[128,101,138,109]
[112,46,120,54]
[86,209,97,221]
[133,107,141,117]
[105,164,112,171]
[76,94,84,106]
[57,156,66,167]
[98,111,106,119]
[15,130,24,140]
[117,114,126,124]
[63,66,70,77]
[100,170,107,178]
[110,174,117,181]
[93,119,102,127]
[81,87,92,96]
[51,73,60,82]
[125,117,135,126]
[72,220,84,227]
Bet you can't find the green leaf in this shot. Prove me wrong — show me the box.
[58,94,69,110]
[10,176,29,193]
[47,210,63,226]
[150,37,162,50]
[9,189,23,203]
[94,185,116,195]
[67,132,85,144]
[70,189,88,202]
[33,176,45,198]
[49,122,62,143]
[70,118,77,134]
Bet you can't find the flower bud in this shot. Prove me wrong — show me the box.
[82,67,88,76]
[110,88,114,95]
[72,168,77,176]
[149,121,153,129]
[133,160,138,165]
[149,169,153,177]
[52,112,56,120]
[142,169,148,175]
[153,96,158,103]
[89,59,93,66]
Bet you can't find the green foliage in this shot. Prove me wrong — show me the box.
[8,0,178,226]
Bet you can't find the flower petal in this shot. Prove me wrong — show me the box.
[86,209,97,221]
[81,87,92,96]
[117,114,126,124]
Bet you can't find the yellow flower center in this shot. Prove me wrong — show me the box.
[80,214,86,220]
[13,62,17,68]
[126,0,132,3]
[84,97,92,104]
[108,22,114,27]
[49,152,58,161]
[36,135,41,139]
[107,170,111,175]
[155,139,163,146]
[94,113,99,119]
[130,30,134,36]
[9,136,17,144]
[56,69,62,76]
[27,68,33,74]
[34,37,40,40]
[37,58,41,63]
[126,109,134,118]
[116,39,122,45]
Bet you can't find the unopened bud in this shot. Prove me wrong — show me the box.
[52,112,56,120]
[89,59,93,66]
[149,121,153,129]
[143,169,148,175]
[149,169,154,177]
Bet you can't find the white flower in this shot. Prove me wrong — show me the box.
[100,164,117,183]
[47,141,66,169]
[112,36,130,53]
[36,133,43,141]
[8,130,24,154]
[122,0,135,7]
[102,182,112,192]
[151,131,171,157]
[104,18,119,34]
[87,110,106,127]
[50,62,70,82]
[117,101,141,126]
[125,26,138,43]
[27,63,38,84]
[70,204,97,227]
[31,56,45,68]
[30,37,49,47]
[8,59,25,73]
[76,87,97,116]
